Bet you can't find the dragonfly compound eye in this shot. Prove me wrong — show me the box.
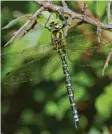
[48,26,51,30]
[56,24,61,29]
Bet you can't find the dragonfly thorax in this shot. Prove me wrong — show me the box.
[47,21,66,55]
[51,31,66,55]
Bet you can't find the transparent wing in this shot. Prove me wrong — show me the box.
[2,54,63,85]
[2,31,112,85]
[2,43,53,67]
[2,43,63,84]
[1,31,97,67]
[66,32,112,68]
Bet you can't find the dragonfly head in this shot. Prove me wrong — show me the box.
[48,21,62,31]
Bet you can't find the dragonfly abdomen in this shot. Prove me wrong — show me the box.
[45,16,79,128]
[61,54,79,128]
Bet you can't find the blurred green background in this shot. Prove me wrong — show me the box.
[1,1,112,134]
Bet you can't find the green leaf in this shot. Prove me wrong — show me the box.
[56,96,69,120]
[45,101,58,116]
[55,83,66,98]
[20,109,35,124]
[2,14,32,30]
[95,1,107,17]
[33,89,45,102]
[95,84,112,118]
[45,97,70,121]
[73,72,93,87]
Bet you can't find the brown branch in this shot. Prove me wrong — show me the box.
[96,23,102,43]
[102,48,112,76]
[34,1,112,31]
[4,7,44,46]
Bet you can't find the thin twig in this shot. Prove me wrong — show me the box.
[96,23,102,43]
[35,1,112,31]
[107,0,111,25]
[61,0,68,8]
[46,0,52,4]
[102,48,112,76]
[4,7,44,46]
[81,1,87,16]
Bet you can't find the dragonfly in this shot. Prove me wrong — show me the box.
[1,13,112,128]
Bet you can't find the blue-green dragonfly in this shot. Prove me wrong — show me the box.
[1,13,112,128]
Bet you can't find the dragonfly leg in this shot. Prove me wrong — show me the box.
[44,13,52,30]
[59,8,69,28]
